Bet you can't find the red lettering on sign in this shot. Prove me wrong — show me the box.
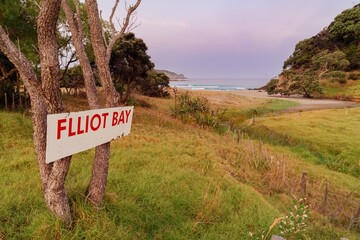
[85,115,89,133]
[55,109,131,142]
[90,114,101,131]
[112,112,118,126]
[118,111,125,124]
[125,110,132,123]
[77,116,85,135]
[112,110,131,126]
[57,118,67,140]
[102,113,109,128]
[68,118,76,137]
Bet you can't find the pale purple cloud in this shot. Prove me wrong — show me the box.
[98,0,356,85]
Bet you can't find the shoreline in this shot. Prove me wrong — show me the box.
[181,88,360,112]
[227,89,360,111]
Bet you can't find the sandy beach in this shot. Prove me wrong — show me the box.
[227,90,360,112]
[188,89,360,112]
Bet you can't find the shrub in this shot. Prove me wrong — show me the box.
[278,197,310,239]
[265,78,279,95]
[348,73,360,80]
[171,92,226,128]
[249,197,310,240]
[322,71,347,84]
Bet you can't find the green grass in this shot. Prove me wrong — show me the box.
[322,80,360,99]
[246,108,360,177]
[1,95,360,239]
[223,99,299,128]
[0,111,281,239]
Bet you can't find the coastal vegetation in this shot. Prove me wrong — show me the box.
[265,4,360,100]
[155,69,187,80]
[110,32,170,103]
[1,1,359,239]
[1,91,359,239]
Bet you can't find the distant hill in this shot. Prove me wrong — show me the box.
[155,70,187,80]
[265,4,360,100]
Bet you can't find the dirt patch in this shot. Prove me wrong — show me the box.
[227,90,360,112]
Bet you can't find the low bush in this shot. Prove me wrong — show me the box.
[348,73,360,80]
[171,92,226,128]
[322,71,346,84]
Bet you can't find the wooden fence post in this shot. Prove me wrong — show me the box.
[19,92,23,109]
[322,182,329,213]
[4,93,8,111]
[12,92,15,111]
[348,207,360,230]
[301,171,308,199]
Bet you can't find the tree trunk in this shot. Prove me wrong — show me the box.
[62,0,112,207]
[84,0,120,206]
[62,0,141,208]
[85,0,119,107]
[0,0,73,221]
[36,0,72,222]
[61,0,100,109]
[85,142,111,206]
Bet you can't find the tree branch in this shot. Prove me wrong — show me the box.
[60,51,77,81]
[0,68,18,82]
[105,0,141,63]
[74,0,85,39]
[109,0,120,34]
[62,0,100,109]
[0,26,42,94]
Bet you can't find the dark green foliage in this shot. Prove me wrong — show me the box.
[0,53,16,90]
[0,0,39,62]
[268,4,360,97]
[348,72,360,80]
[171,92,226,128]
[0,52,30,110]
[322,71,347,83]
[328,4,360,43]
[312,50,350,72]
[283,30,334,70]
[265,78,279,95]
[344,44,360,69]
[299,72,323,97]
[110,33,155,102]
[140,70,170,97]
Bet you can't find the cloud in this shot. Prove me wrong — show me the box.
[140,17,188,28]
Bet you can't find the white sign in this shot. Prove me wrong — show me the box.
[46,106,134,163]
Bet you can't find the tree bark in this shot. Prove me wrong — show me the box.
[84,0,120,206]
[37,0,72,222]
[86,142,111,205]
[83,0,141,206]
[61,0,100,109]
[0,0,72,222]
[62,0,111,207]
[0,26,51,190]
[62,0,141,207]
[85,0,119,107]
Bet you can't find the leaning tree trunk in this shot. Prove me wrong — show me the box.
[62,0,112,207]
[37,0,72,222]
[0,0,72,222]
[84,0,121,206]
[62,0,140,207]
[61,0,100,109]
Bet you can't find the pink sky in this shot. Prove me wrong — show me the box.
[98,0,356,85]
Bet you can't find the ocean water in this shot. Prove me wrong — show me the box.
[170,78,266,91]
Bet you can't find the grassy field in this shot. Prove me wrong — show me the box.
[322,80,360,100]
[246,108,360,177]
[0,92,359,239]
